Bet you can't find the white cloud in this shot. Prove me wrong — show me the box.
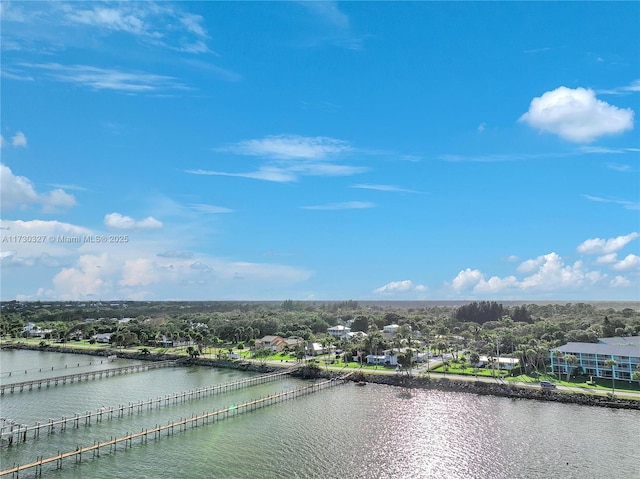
[66,6,145,35]
[119,258,158,287]
[157,250,193,259]
[52,253,114,299]
[518,253,597,291]
[301,201,374,210]
[11,131,27,147]
[189,204,233,214]
[222,135,351,160]
[612,254,640,271]
[104,213,163,230]
[451,268,484,291]
[577,232,639,255]
[23,63,188,93]
[373,280,427,295]
[59,2,210,53]
[0,164,76,212]
[582,194,639,210]
[447,252,634,297]
[597,79,640,95]
[610,275,631,287]
[473,275,519,293]
[596,253,618,264]
[190,134,367,183]
[519,86,634,142]
[606,163,632,172]
[350,184,418,193]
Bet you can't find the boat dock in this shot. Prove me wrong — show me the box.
[0,361,176,395]
[0,370,289,445]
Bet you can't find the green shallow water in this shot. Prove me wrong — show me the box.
[1,350,638,478]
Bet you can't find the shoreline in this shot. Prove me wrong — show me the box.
[3,343,639,411]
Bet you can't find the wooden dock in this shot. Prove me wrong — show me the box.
[0,361,176,395]
[0,370,289,445]
[0,374,350,477]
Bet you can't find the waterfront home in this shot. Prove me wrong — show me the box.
[255,335,286,352]
[477,356,519,370]
[327,325,351,339]
[92,333,113,343]
[305,342,325,356]
[551,336,640,381]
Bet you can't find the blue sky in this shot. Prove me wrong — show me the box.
[1,1,639,302]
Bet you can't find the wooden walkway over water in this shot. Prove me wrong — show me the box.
[0,374,352,477]
[0,370,289,445]
[0,361,176,395]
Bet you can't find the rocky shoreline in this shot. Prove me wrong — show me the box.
[4,343,639,410]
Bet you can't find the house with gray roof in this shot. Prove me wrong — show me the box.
[550,336,640,381]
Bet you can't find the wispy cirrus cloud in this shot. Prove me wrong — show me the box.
[189,135,366,183]
[597,79,640,95]
[219,135,352,160]
[350,183,419,194]
[3,2,211,54]
[582,194,640,211]
[298,1,365,50]
[189,204,234,214]
[21,63,188,93]
[301,201,374,210]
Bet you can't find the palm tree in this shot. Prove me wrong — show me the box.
[564,354,579,381]
[551,350,564,379]
[605,359,618,397]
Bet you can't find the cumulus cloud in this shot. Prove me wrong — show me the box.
[104,213,163,229]
[612,254,640,271]
[0,164,76,212]
[519,86,634,142]
[577,232,639,255]
[451,268,484,291]
[373,280,427,295]
[119,258,158,287]
[52,253,114,299]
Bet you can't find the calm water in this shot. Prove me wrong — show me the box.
[1,350,638,478]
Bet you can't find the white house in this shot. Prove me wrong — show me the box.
[255,335,286,351]
[92,333,112,343]
[327,325,351,339]
[478,356,520,370]
[382,324,399,339]
[365,348,417,366]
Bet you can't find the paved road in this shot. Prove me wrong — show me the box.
[252,357,640,400]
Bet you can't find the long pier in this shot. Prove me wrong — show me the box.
[0,361,176,395]
[0,371,289,445]
[0,374,351,477]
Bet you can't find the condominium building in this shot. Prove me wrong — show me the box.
[550,336,640,381]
